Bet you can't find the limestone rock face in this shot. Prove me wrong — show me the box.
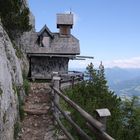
[0,20,24,140]
[14,0,36,73]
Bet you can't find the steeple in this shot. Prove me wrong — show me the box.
[57,13,73,36]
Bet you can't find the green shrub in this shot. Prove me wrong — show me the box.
[13,43,24,59]
[22,70,30,96]
[14,121,21,140]
[12,83,25,120]
[61,63,140,140]
[23,79,30,96]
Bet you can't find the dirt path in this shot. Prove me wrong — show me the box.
[17,83,57,140]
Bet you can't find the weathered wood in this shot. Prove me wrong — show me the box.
[71,76,74,88]
[51,87,104,131]
[52,73,61,119]
[60,73,83,78]
[54,101,92,140]
[27,53,76,58]
[60,74,83,89]
[51,73,114,140]
[76,56,94,59]
[95,109,111,131]
[86,123,115,140]
[57,14,73,27]
[54,116,74,140]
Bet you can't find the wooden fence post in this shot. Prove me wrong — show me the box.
[71,76,74,88]
[52,72,61,120]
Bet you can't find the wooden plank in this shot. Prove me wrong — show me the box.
[54,116,74,140]
[76,56,94,59]
[54,102,92,140]
[86,123,115,140]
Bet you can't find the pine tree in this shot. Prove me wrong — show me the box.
[64,62,122,139]
[0,0,32,39]
[120,96,140,140]
[63,63,140,140]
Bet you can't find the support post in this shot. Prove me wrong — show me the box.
[71,76,74,88]
[95,108,111,131]
[52,72,61,120]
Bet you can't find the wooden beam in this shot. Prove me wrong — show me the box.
[76,56,94,59]
[86,123,115,140]
[54,116,74,140]
[51,87,104,131]
[54,102,92,140]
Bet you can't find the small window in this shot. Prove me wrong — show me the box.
[42,37,50,47]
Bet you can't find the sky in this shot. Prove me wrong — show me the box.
[28,0,140,69]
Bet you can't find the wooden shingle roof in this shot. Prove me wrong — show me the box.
[57,13,73,28]
[38,25,54,38]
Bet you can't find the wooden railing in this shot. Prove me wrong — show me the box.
[50,72,115,140]
[59,71,84,89]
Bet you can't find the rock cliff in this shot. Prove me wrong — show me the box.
[0,20,25,140]
[0,0,35,139]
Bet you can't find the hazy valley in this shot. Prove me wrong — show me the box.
[70,67,140,98]
[105,67,140,98]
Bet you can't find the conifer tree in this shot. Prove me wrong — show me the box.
[63,63,140,140]
[64,62,122,139]
[0,0,32,39]
[120,96,140,140]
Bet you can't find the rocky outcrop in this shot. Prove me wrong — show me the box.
[0,20,25,140]
[14,8,35,74]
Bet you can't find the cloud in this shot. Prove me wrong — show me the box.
[69,59,97,69]
[69,57,140,69]
[104,57,140,68]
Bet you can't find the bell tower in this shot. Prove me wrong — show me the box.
[57,13,73,36]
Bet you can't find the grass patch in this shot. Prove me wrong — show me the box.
[13,43,24,59]
[17,87,25,121]
[23,79,30,96]
[22,70,30,96]
[14,121,21,140]
[12,84,25,121]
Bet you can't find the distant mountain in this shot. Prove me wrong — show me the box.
[69,67,140,97]
[105,67,140,97]
[105,67,140,85]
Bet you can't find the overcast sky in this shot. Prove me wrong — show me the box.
[28,0,140,68]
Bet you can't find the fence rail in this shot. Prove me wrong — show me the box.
[59,71,84,89]
[50,72,115,140]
